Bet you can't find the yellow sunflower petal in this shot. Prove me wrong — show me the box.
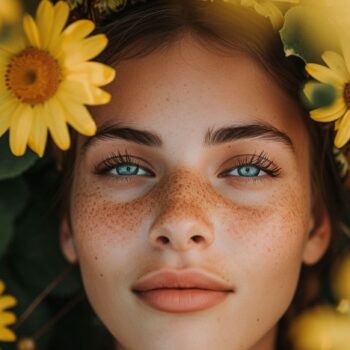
[322,51,350,81]
[257,2,284,29]
[58,96,97,136]
[310,98,347,122]
[68,62,116,86]
[0,115,10,138]
[0,296,17,311]
[9,104,34,157]
[63,34,108,66]
[335,110,350,148]
[36,0,54,49]
[0,312,16,326]
[0,37,26,55]
[273,0,299,2]
[0,282,4,295]
[0,326,16,342]
[341,39,350,74]
[0,87,14,103]
[60,79,111,105]
[306,63,347,88]
[47,1,69,50]
[335,118,341,131]
[28,105,48,158]
[23,14,41,48]
[0,49,11,64]
[62,19,95,44]
[45,99,70,150]
[0,97,19,137]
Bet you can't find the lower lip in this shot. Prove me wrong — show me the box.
[134,289,231,313]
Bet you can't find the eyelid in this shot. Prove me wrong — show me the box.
[218,151,281,178]
[94,151,155,176]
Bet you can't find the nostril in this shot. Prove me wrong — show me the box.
[157,236,170,244]
[192,235,204,243]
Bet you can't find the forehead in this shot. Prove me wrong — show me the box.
[87,35,309,153]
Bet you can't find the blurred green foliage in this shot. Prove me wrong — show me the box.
[0,1,114,348]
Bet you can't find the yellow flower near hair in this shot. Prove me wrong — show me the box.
[304,50,350,148]
[239,0,299,29]
[0,0,21,29]
[0,280,17,343]
[0,0,116,157]
[289,306,350,350]
[289,254,350,350]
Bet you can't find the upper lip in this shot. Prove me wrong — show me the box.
[132,268,234,292]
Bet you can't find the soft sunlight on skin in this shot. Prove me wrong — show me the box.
[60,34,331,350]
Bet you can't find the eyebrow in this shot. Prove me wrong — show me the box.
[81,121,294,154]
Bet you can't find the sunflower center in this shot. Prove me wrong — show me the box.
[344,83,350,109]
[5,47,62,104]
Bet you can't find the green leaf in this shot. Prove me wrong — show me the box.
[10,193,82,298]
[280,6,341,64]
[0,178,29,258]
[0,260,52,350]
[0,134,38,181]
[303,82,337,109]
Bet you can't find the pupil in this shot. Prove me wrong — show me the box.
[118,164,138,175]
[239,166,259,177]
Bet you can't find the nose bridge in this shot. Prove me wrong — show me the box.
[149,168,216,251]
[162,168,208,202]
[156,167,212,212]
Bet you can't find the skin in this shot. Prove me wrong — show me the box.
[60,34,331,350]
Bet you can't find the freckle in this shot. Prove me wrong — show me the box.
[256,318,260,322]
[100,273,104,278]
[94,256,98,260]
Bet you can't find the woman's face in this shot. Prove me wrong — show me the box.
[60,35,330,350]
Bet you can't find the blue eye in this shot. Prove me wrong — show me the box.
[109,163,150,177]
[227,165,267,177]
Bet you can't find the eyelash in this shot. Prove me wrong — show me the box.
[95,150,281,183]
[219,151,281,180]
[95,150,153,182]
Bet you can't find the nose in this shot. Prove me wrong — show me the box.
[149,207,215,251]
[148,173,215,252]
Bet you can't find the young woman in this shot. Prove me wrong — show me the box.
[1,0,349,349]
[54,1,348,349]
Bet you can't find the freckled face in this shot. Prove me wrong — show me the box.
[68,36,314,350]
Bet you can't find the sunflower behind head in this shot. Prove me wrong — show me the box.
[0,0,116,157]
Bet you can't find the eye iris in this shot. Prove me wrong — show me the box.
[117,164,139,175]
[238,166,260,177]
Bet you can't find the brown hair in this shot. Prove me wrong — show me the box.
[58,0,350,348]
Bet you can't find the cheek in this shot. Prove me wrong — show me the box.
[71,186,153,260]
[220,183,310,296]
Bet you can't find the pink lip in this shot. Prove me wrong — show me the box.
[132,269,234,313]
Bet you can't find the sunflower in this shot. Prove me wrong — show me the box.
[304,50,350,148]
[0,280,17,343]
[289,306,350,350]
[0,0,21,30]
[0,0,116,157]
[239,0,299,29]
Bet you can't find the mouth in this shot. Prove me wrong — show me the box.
[131,268,235,313]
[133,288,233,313]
